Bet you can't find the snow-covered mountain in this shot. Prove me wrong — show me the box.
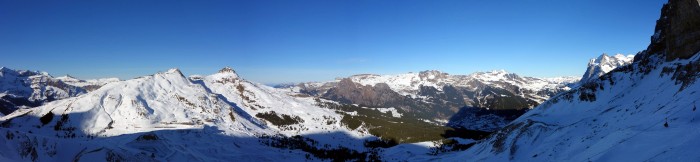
[192,67,371,138]
[289,70,578,131]
[55,75,120,91]
[439,0,700,161]
[0,67,120,116]
[0,67,380,161]
[465,70,580,103]
[297,70,578,103]
[580,53,635,83]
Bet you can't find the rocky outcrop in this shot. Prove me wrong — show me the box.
[322,78,415,110]
[647,0,700,61]
[417,70,450,82]
[218,66,237,74]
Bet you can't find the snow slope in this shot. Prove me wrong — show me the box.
[442,52,700,161]
[0,68,265,136]
[0,68,286,161]
[194,67,372,148]
[0,67,376,161]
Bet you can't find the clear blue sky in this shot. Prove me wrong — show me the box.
[0,0,666,84]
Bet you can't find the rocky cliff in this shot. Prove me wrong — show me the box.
[648,0,700,61]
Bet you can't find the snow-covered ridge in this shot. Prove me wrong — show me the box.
[0,67,374,161]
[55,74,120,88]
[1,67,258,136]
[0,67,368,138]
[466,70,579,92]
[297,69,579,103]
[192,67,364,137]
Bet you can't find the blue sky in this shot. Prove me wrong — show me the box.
[0,0,666,84]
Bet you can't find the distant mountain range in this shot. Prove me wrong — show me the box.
[284,69,580,131]
[0,67,118,116]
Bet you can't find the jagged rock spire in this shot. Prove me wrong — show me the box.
[218,66,236,74]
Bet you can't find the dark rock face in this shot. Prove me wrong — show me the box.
[648,0,700,61]
[322,78,414,110]
[218,67,236,73]
[0,96,42,115]
[447,107,528,132]
[321,79,459,119]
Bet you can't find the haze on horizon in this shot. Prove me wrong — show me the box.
[0,0,666,84]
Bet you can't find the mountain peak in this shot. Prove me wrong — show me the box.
[56,74,81,82]
[612,53,629,59]
[0,67,9,74]
[596,53,609,61]
[63,74,75,79]
[206,66,239,81]
[419,70,444,73]
[166,68,181,73]
[161,68,186,78]
[1,67,18,73]
[490,69,508,74]
[218,66,236,74]
[581,53,635,82]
